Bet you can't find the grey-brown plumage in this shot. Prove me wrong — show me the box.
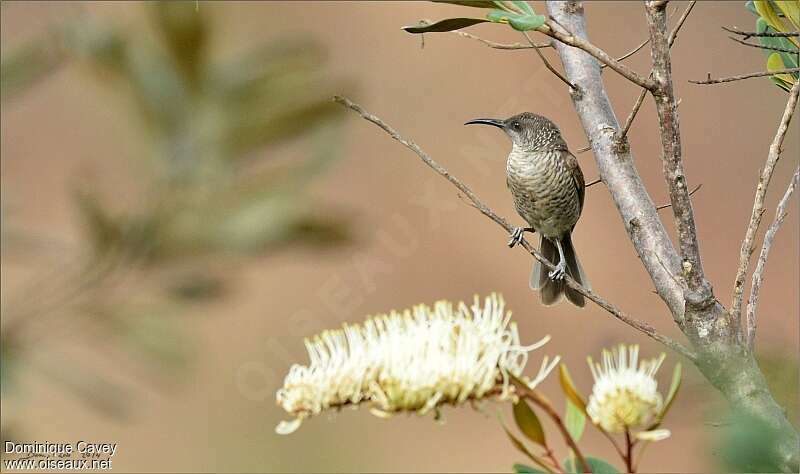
[465,113,589,307]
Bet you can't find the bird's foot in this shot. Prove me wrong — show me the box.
[508,227,534,248]
[548,260,567,281]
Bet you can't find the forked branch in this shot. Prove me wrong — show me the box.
[733,80,800,337]
[746,166,800,349]
[334,95,695,360]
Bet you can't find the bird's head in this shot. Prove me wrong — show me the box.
[465,112,566,152]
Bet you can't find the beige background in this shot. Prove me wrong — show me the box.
[1,1,798,472]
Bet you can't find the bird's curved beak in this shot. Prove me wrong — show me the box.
[464,118,505,129]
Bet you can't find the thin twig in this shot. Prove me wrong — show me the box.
[539,19,657,90]
[624,429,635,473]
[601,37,650,70]
[511,380,591,473]
[728,36,800,55]
[722,26,800,39]
[732,80,800,331]
[451,29,551,50]
[690,68,800,85]
[334,95,696,361]
[618,1,696,142]
[585,178,602,188]
[745,166,800,349]
[523,31,578,91]
[655,183,702,210]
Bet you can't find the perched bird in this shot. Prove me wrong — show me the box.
[465,113,589,307]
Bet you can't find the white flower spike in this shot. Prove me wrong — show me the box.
[275,293,559,434]
[586,344,669,440]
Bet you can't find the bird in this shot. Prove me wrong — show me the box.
[465,112,589,307]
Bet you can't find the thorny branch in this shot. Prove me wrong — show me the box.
[746,166,800,350]
[733,80,800,338]
[690,68,800,85]
[728,36,800,56]
[334,95,696,360]
[722,26,800,39]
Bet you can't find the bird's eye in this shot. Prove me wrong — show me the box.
[512,121,521,130]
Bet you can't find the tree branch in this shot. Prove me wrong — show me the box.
[728,36,800,55]
[522,31,577,91]
[544,1,687,322]
[618,1,696,144]
[745,166,799,349]
[538,17,657,90]
[732,80,800,333]
[646,1,711,307]
[450,29,551,50]
[690,68,800,85]
[722,26,800,39]
[334,95,695,360]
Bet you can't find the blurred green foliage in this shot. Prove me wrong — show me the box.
[1,2,350,423]
[746,0,799,92]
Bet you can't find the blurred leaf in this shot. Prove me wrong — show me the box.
[718,412,786,473]
[659,362,682,422]
[152,1,208,82]
[565,399,586,443]
[559,364,587,414]
[513,463,548,473]
[513,399,546,446]
[564,457,621,474]
[402,18,490,33]
[1,35,63,101]
[746,0,758,15]
[168,273,225,301]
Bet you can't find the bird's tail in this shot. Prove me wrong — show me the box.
[530,234,590,307]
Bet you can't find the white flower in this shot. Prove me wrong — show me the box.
[586,344,667,436]
[275,293,559,434]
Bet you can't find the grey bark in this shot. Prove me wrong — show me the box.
[544,1,799,471]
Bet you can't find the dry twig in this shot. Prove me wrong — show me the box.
[732,80,800,326]
[690,68,800,85]
[334,95,695,360]
[745,166,799,349]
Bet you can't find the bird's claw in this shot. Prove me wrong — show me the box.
[508,227,525,248]
[548,261,566,281]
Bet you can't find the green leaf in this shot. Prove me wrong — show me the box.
[501,423,554,473]
[508,14,546,31]
[774,0,800,30]
[559,364,587,414]
[755,0,790,32]
[513,463,548,473]
[508,1,535,15]
[513,399,547,446]
[564,456,621,474]
[565,399,587,443]
[487,8,517,22]
[402,17,490,33]
[767,51,796,90]
[1,35,64,101]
